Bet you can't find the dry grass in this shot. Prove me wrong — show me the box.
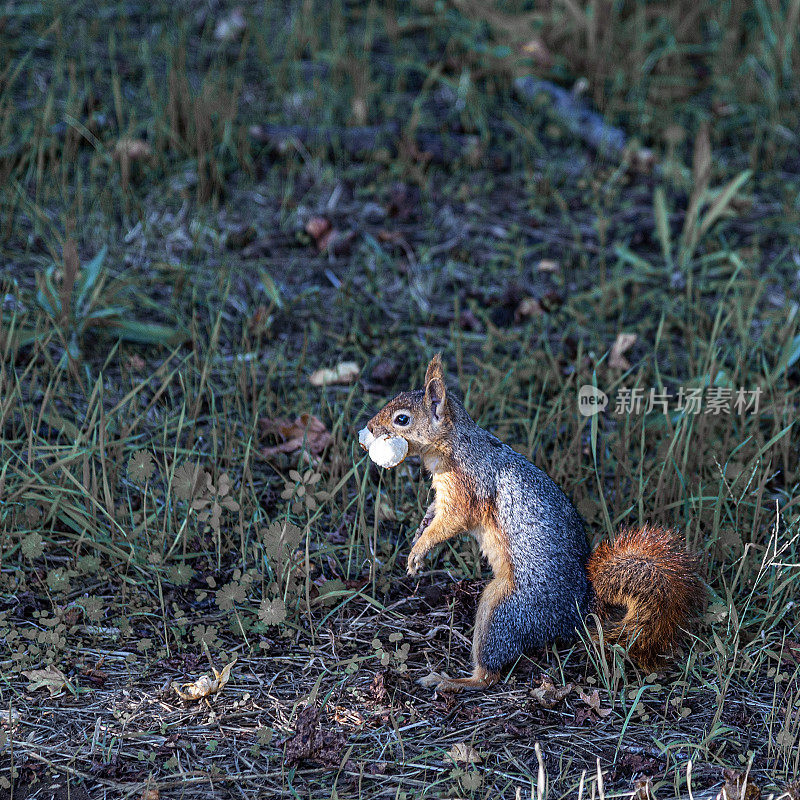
[1,1,800,798]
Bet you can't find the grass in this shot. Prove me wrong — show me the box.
[1,0,800,798]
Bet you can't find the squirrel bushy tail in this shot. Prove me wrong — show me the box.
[587,524,704,669]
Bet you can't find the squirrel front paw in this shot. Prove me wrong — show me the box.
[407,542,428,576]
[412,504,436,545]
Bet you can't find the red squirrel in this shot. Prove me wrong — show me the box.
[361,355,704,692]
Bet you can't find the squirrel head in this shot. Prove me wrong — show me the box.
[365,354,452,458]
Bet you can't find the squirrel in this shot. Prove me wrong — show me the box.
[362,354,704,692]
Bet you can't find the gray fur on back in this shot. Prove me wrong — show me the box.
[447,398,592,672]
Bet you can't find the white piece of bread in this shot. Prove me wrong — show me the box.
[358,427,375,450]
[367,434,408,469]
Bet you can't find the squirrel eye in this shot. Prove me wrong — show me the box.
[393,413,411,427]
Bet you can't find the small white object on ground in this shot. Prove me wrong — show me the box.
[309,361,360,387]
[368,434,408,469]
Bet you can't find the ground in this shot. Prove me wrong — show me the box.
[1,1,800,798]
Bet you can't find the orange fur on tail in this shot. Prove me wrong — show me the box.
[586,524,704,668]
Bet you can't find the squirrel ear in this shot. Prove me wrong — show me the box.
[424,376,447,426]
[424,353,444,386]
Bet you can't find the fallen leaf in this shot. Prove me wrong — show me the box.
[448,742,482,764]
[284,705,347,768]
[333,704,364,728]
[537,259,559,273]
[522,37,553,68]
[304,216,334,251]
[140,789,160,800]
[633,777,655,800]
[530,675,574,709]
[717,769,760,800]
[609,333,637,370]
[515,297,543,322]
[214,6,246,42]
[377,229,406,245]
[305,216,329,235]
[260,413,332,458]
[614,751,662,780]
[114,138,153,161]
[172,657,236,701]
[578,688,612,718]
[80,663,107,688]
[127,354,146,372]
[368,672,387,703]
[23,666,70,697]
[572,705,595,726]
[309,361,360,387]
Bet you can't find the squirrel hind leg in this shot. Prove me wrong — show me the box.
[417,667,499,693]
[417,574,513,693]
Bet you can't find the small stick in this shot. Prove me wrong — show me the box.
[535,741,546,800]
[597,757,605,800]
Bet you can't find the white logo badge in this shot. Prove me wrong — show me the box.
[578,385,608,416]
